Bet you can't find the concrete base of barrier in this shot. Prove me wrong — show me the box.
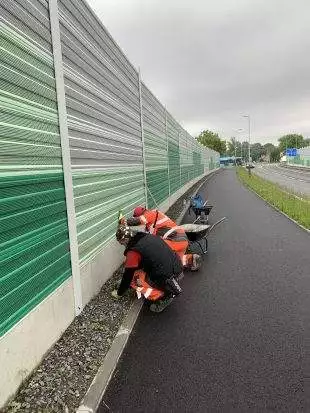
[0,278,75,408]
[80,239,123,308]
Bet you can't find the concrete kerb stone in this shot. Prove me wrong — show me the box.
[76,300,143,413]
[76,168,220,413]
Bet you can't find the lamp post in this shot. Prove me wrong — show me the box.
[231,137,237,165]
[242,115,251,163]
[234,128,244,163]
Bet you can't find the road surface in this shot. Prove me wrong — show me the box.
[99,169,308,412]
[254,164,310,198]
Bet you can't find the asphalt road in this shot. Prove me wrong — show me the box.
[99,169,309,412]
[254,164,310,198]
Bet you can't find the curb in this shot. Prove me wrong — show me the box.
[76,168,220,413]
[76,300,143,413]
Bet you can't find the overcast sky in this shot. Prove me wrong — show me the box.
[87,0,310,144]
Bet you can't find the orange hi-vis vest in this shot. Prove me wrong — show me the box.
[130,270,164,301]
[139,209,187,241]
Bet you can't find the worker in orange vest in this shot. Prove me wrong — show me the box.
[125,206,201,271]
[112,223,183,312]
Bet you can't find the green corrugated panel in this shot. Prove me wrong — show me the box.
[0,173,71,336]
[168,141,181,194]
[146,169,169,209]
[179,131,191,185]
[193,151,204,178]
[299,151,310,167]
[209,156,215,170]
[73,168,145,263]
[166,114,181,195]
[141,84,169,207]
[0,15,71,336]
[180,166,190,185]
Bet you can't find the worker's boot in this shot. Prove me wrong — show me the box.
[190,254,202,271]
[165,277,182,296]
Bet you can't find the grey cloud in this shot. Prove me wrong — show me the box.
[88,0,310,144]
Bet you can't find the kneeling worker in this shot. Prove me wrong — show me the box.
[112,224,183,312]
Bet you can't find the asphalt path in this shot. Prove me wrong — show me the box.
[99,169,309,412]
[254,164,310,198]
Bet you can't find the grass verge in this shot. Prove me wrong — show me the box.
[237,167,310,230]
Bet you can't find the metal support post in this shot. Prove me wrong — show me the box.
[49,0,83,315]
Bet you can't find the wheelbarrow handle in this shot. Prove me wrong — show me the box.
[206,217,226,236]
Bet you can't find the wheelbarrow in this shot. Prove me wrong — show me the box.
[180,217,226,255]
[185,196,214,224]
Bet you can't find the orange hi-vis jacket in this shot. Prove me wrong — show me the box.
[130,270,164,301]
[128,209,190,265]
[138,209,187,241]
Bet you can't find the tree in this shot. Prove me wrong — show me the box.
[261,143,276,162]
[263,143,276,153]
[270,147,281,162]
[241,141,250,162]
[227,137,242,157]
[197,130,227,154]
[278,134,305,153]
[250,142,264,162]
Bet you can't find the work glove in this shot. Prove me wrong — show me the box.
[111,289,121,299]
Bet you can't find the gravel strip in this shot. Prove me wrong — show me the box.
[3,173,217,413]
[3,270,134,413]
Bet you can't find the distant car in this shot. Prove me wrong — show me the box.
[246,163,255,169]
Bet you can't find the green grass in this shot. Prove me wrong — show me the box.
[237,167,310,230]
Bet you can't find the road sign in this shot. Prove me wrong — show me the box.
[286,148,297,156]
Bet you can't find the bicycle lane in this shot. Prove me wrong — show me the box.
[99,169,308,412]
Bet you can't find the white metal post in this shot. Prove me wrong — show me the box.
[248,115,251,163]
[49,0,83,315]
[242,115,251,163]
[138,68,148,208]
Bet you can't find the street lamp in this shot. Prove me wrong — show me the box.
[242,115,251,163]
[231,137,237,165]
[234,128,244,161]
